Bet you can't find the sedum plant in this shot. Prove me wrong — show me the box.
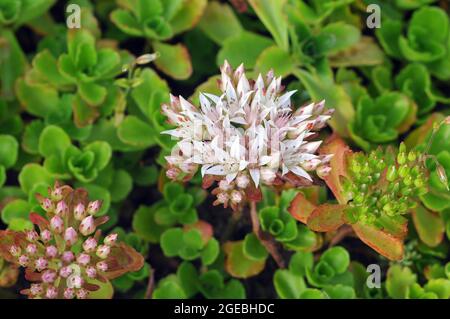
[110,0,207,79]
[289,136,432,260]
[0,182,144,299]
[0,0,449,301]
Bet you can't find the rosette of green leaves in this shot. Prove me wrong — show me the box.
[132,182,207,244]
[419,124,450,212]
[259,206,298,243]
[16,29,124,128]
[113,68,173,152]
[160,226,219,265]
[349,92,416,150]
[155,182,205,226]
[110,228,151,294]
[258,188,318,251]
[110,0,207,79]
[376,6,450,80]
[370,64,450,117]
[0,0,54,29]
[274,248,356,299]
[37,125,111,183]
[386,264,450,299]
[153,262,245,299]
[0,0,55,99]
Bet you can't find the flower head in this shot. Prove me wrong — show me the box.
[0,182,144,299]
[162,61,334,208]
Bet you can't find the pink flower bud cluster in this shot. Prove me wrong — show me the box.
[7,185,120,299]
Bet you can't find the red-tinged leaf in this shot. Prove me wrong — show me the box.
[184,220,213,244]
[307,204,346,232]
[29,212,49,230]
[94,216,109,227]
[319,134,353,204]
[102,243,144,280]
[352,222,404,261]
[288,192,317,223]
[412,204,445,247]
[0,230,27,263]
[201,175,216,189]
[24,269,42,282]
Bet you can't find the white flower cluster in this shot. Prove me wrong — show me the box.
[162,61,334,207]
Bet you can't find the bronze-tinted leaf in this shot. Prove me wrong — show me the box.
[352,222,404,260]
[102,243,145,280]
[306,204,346,232]
[288,192,317,224]
[319,134,353,204]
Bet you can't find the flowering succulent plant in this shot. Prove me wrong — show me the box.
[0,182,144,299]
[162,61,334,209]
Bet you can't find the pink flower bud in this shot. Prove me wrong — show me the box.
[46,245,58,258]
[63,288,75,299]
[35,257,48,271]
[87,200,101,215]
[83,237,97,252]
[96,245,111,259]
[301,158,322,171]
[64,227,78,246]
[26,230,39,242]
[260,167,276,184]
[30,284,43,296]
[51,187,63,200]
[77,253,90,266]
[50,215,64,233]
[96,261,108,272]
[59,266,72,278]
[62,251,75,263]
[9,245,21,257]
[85,266,97,278]
[26,243,37,255]
[55,200,68,215]
[46,286,58,299]
[219,179,233,191]
[230,190,243,204]
[40,229,52,242]
[18,255,29,266]
[104,233,118,246]
[166,167,181,180]
[76,288,88,299]
[316,165,332,179]
[67,274,84,289]
[41,198,54,212]
[42,270,56,283]
[79,216,95,236]
[236,174,250,189]
[74,203,86,220]
[216,192,229,204]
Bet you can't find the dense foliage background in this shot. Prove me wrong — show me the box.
[0,0,449,299]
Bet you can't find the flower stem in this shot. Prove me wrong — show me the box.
[249,201,285,269]
[144,267,154,299]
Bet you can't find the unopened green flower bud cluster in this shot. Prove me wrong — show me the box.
[343,143,428,225]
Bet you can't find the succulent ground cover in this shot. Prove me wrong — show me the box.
[0,0,449,299]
